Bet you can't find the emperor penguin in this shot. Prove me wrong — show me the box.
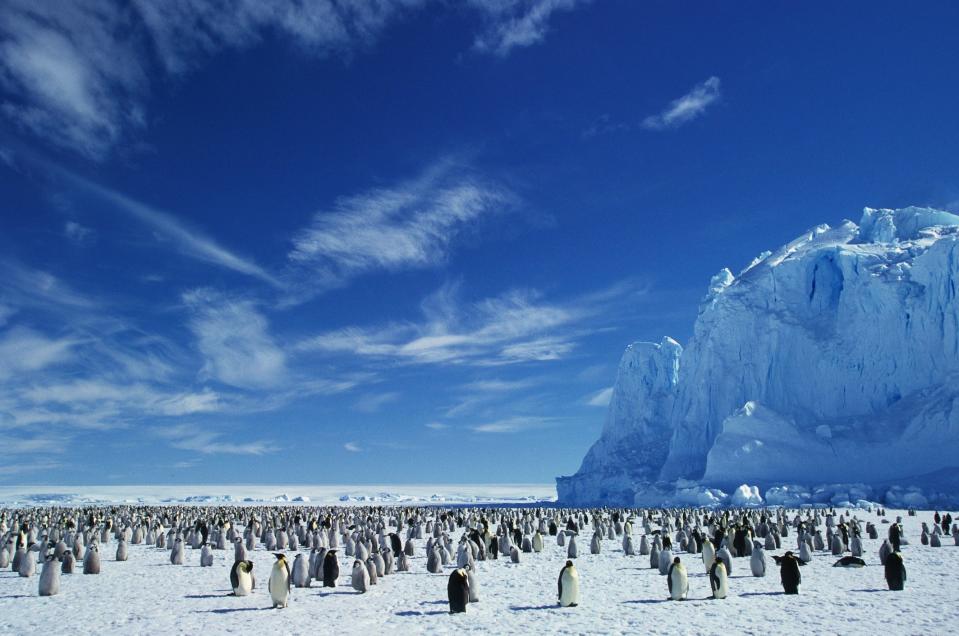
[18,543,38,577]
[510,546,520,563]
[447,568,470,613]
[60,549,75,574]
[230,560,254,596]
[850,535,863,557]
[351,559,370,593]
[884,552,906,591]
[83,543,100,574]
[623,534,635,556]
[557,560,580,607]
[200,543,214,567]
[269,553,292,608]
[658,548,673,575]
[772,551,803,594]
[709,558,729,599]
[464,563,479,602]
[38,553,60,596]
[116,540,129,562]
[397,551,411,572]
[567,533,578,559]
[798,541,812,564]
[365,558,378,585]
[930,533,942,548]
[427,547,443,573]
[749,540,766,577]
[323,549,339,587]
[590,533,601,555]
[292,553,311,587]
[170,538,185,565]
[667,557,688,601]
[701,540,715,572]
[532,531,544,553]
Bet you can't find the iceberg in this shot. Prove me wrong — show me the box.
[558,207,959,506]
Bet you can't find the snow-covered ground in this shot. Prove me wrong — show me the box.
[1,507,954,635]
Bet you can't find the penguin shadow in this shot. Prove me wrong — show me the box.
[739,592,782,598]
[509,604,557,611]
[197,607,265,615]
[0,594,32,600]
[320,591,357,596]
[396,610,448,617]
[421,600,448,605]
[185,593,232,599]
[851,588,887,593]
[624,599,671,605]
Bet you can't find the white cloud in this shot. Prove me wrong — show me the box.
[470,415,554,433]
[586,386,613,406]
[288,160,515,294]
[344,441,362,452]
[158,424,277,455]
[298,279,642,367]
[64,220,94,244]
[642,76,721,131]
[0,327,76,380]
[51,166,280,286]
[0,0,145,159]
[183,289,287,389]
[0,0,579,158]
[470,0,585,57]
[353,391,400,413]
[424,421,449,430]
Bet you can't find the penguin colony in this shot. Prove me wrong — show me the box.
[0,504,951,622]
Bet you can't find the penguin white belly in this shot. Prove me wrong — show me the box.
[559,569,580,607]
[234,568,253,596]
[269,564,290,607]
[712,565,728,599]
[669,565,688,600]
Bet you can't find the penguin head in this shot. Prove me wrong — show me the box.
[273,553,286,561]
[673,556,681,564]
[565,560,573,568]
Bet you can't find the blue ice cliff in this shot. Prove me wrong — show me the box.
[558,207,959,508]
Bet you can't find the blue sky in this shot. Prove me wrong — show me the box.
[1,0,958,485]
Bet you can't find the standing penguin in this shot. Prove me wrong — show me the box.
[716,546,733,576]
[38,553,60,596]
[60,550,75,574]
[878,539,892,565]
[323,550,339,587]
[709,558,729,599]
[750,540,766,577]
[667,557,688,601]
[170,538,185,565]
[230,560,254,596]
[448,568,470,613]
[292,554,311,588]
[82,543,100,574]
[884,552,906,591]
[351,559,370,593]
[116,540,129,562]
[464,563,479,602]
[557,560,580,607]
[567,533,578,559]
[268,553,292,608]
[427,547,443,573]
[200,543,214,567]
[701,540,715,571]
[773,551,804,594]
[18,544,38,577]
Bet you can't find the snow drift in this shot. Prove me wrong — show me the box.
[558,207,959,507]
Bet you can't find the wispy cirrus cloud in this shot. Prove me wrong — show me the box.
[0,0,584,159]
[470,415,556,433]
[642,76,722,131]
[297,278,645,367]
[288,159,517,296]
[470,0,586,57]
[49,166,281,287]
[158,423,277,455]
[585,386,612,406]
[183,289,287,390]
[353,391,400,414]
[343,441,362,452]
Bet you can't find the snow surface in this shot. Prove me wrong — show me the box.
[0,484,556,508]
[559,207,959,506]
[1,507,955,635]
